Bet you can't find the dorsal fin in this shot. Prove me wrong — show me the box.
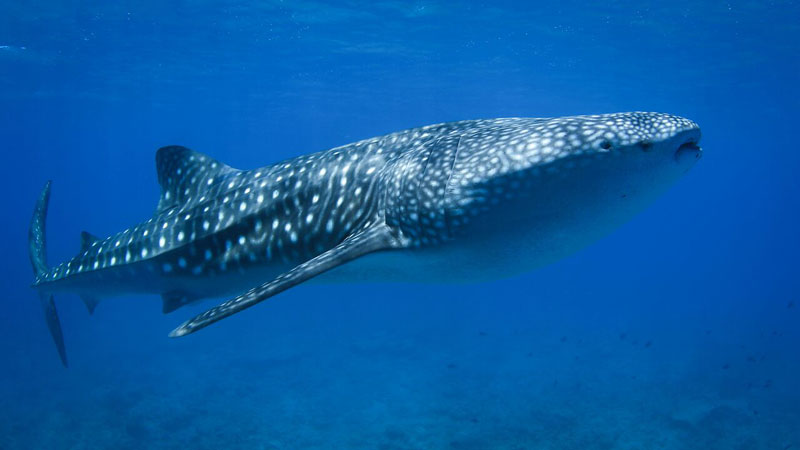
[155,146,238,214]
[80,231,99,252]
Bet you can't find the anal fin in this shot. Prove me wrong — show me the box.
[80,295,100,315]
[169,223,399,337]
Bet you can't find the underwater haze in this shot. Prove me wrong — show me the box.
[2,1,799,449]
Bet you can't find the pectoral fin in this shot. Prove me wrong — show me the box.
[169,223,399,337]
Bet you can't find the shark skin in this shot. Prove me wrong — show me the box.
[29,112,702,364]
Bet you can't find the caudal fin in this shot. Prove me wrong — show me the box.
[29,181,68,367]
[38,294,67,367]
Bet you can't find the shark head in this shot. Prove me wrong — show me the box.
[425,112,703,277]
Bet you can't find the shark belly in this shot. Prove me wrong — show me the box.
[321,144,688,284]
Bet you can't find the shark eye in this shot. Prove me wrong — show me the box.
[600,140,613,150]
[639,142,653,152]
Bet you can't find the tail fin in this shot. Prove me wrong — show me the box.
[29,181,68,367]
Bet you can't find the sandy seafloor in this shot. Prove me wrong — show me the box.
[2,273,798,449]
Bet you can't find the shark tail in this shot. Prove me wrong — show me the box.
[29,181,68,367]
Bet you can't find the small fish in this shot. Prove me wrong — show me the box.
[644,340,652,348]
[788,301,795,309]
[619,332,627,340]
[722,363,730,370]
[560,336,568,343]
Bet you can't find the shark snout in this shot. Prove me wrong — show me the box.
[672,124,702,167]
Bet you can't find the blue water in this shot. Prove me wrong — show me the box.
[2,1,799,448]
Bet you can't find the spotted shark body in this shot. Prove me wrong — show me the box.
[29,112,702,366]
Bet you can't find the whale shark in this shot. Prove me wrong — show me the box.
[29,112,702,366]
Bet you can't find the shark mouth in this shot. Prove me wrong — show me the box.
[675,140,702,164]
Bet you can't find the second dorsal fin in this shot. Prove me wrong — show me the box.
[80,231,99,252]
[154,146,239,214]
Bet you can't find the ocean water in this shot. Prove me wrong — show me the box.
[1,1,799,449]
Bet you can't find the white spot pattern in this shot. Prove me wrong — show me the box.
[35,113,699,295]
